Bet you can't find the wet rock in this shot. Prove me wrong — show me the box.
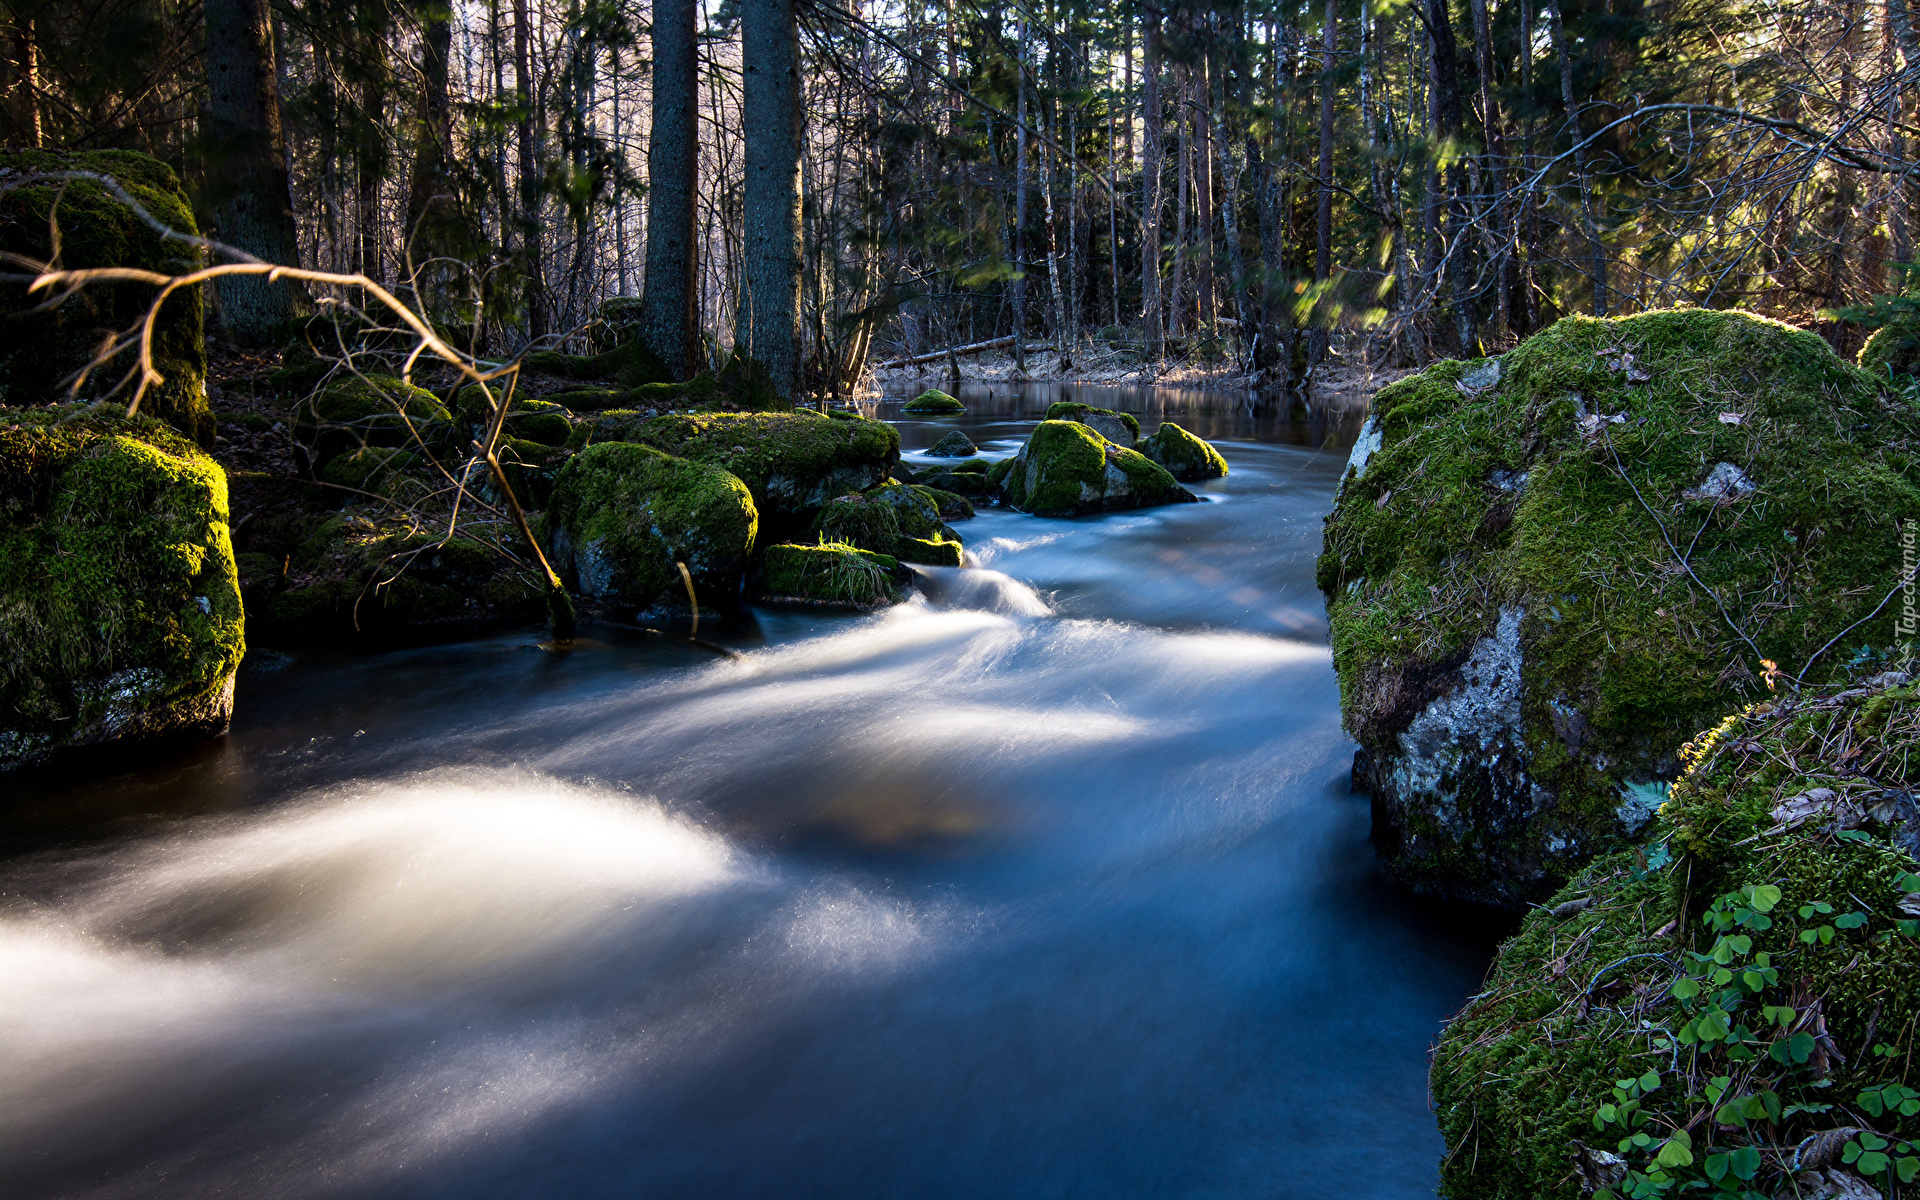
[926,430,977,457]
[904,389,964,413]
[1,409,243,771]
[1045,401,1140,448]
[750,542,907,608]
[633,410,900,530]
[1138,422,1229,482]
[999,420,1194,517]
[810,483,964,566]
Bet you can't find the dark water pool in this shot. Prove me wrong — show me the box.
[0,384,1495,1199]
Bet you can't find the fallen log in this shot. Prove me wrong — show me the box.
[875,335,1046,370]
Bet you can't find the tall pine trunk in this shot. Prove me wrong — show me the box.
[513,0,546,338]
[739,0,803,398]
[205,0,307,341]
[642,0,702,377]
[1140,8,1164,355]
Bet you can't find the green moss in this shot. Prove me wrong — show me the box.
[1045,401,1141,442]
[1321,309,1920,905]
[0,407,243,768]
[539,442,757,610]
[295,374,453,468]
[1139,422,1229,481]
[0,150,211,444]
[952,458,991,475]
[809,482,965,566]
[1859,314,1920,382]
[634,410,900,526]
[753,542,906,607]
[904,389,964,413]
[317,446,424,498]
[912,484,976,519]
[985,457,1014,489]
[521,339,672,389]
[1002,419,1191,515]
[1432,681,1920,1200]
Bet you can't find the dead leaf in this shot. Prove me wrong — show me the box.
[1718,412,1744,425]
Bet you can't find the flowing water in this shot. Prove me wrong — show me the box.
[1,382,1498,1199]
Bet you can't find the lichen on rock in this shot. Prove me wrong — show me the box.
[0,150,212,444]
[1319,308,1920,908]
[540,441,758,612]
[1000,419,1195,516]
[1431,675,1920,1199]
[1138,421,1229,481]
[0,407,243,771]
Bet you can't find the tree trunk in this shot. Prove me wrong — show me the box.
[1140,7,1165,355]
[1549,0,1606,315]
[513,0,546,338]
[1012,18,1030,372]
[357,38,386,289]
[642,0,702,377]
[738,0,803,398]
[405,4,454,297]
[1314,0,1336,361]
[204,0,308,341]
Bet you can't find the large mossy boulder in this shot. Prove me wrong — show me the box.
[293,373,453,469]
[1431,675,1920,1200]
[809,482,965,567]
[1139,422,1229,481]
[750,542,908,608]
[244,512,545,644]
[998,419,1194,516]
[0,150,211,445]
[1318,309,1920,909]
[0,408,243,770]
[633,410,899,528]
[1045,401,1140,447]
[540,442,758,611]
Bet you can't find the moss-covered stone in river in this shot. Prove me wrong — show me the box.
[295,374,453,468]
[1139,422,1229,481]
[0,150,212,444]
[0,407,243,770]
[904,389,964,413]
[635,410,900,526]
[752,542,906,607]
[540,442,757,611]
[810,482,965,566]
[1431,676,1920,1200]
[912,484,976,520]
[1001,419,1193,516]
[1044,401,1140,446]
[926,430,977,457]
[1318,308,1920,908]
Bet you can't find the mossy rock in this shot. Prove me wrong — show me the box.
[589,295,646,353]
[1432,676,1920,1200]
[249,511,545,644]
[540,387,631,413]
[912,484,976,520]
[452,388,572,447]
[0,151,211,445]
[916,470,988,499]
[294,373,453,468]
[926,430,977,457]
[0,407,243,770]
[809,483,965,566]
[904,389,964,413]
[317,446,425,499]
[567,408,655,450]
[1859,312,1920,383]
[1319,309,1920,908]
[1001,419,1195,516]
[750,542,907,608]
[984,456,1014,490]
[951,458,991,475]
[635,410,900,529]
[521,339,673,390]
[539,442,757,612]
[486,436,571,510]
[1045,402,1140,447]
[1139,422,1229,481]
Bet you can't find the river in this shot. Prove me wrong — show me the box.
[1,382,1498,1199]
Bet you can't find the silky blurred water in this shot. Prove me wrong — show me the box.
[0,384,1492,1199]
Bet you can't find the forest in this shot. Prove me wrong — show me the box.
[4,0,1916,396]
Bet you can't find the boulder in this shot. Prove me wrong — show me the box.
[293,373,453,469]
[904,389,965,413]
[1,409,243,771]
[926,430,977,457]
[1859,310,1920,382]
[453,388,573,446]
[1045,401,1141,447]
[750,543,907,608]
[916,469,988,498]
[810,482,965,566]
[913,485,975,521]
[634,410,900,529]
[316,446,426,500]
[1139,422,1229,481]
[0,150,212,444]
[245,512,545,644]
[540,442,758,611]
[1431,675,1920,1200]
[1318,309,1920,909]
[999,419,1194,516]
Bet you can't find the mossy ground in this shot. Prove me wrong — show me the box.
[0,150,211,444]
[1320,309,1920,904]
[1433,679,1920,1200]
[0,406,243,767]
[294,373,453,468]
[539,441,757,610]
